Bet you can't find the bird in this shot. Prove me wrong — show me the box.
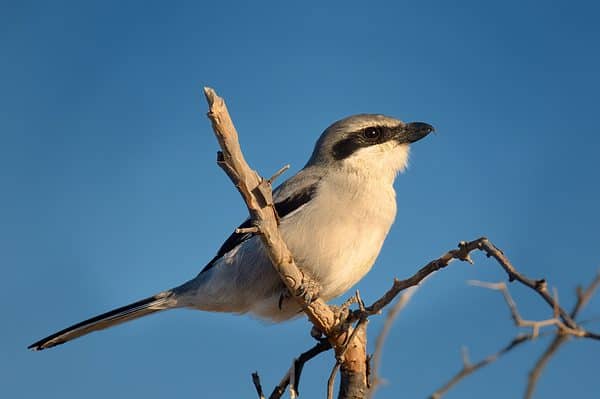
[28,114,434,350]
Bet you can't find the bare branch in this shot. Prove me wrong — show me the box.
[328,362,341,399]
[430,335,531,399]
[359,239,486,318]
[268,340,332,399]
[572,272,600,319]
[478,240,577,329]
[268,164,291,184]
[469,281,571,338]
[524,334,567,399]
[355,238,599,341]
[337,321,369,399]
[368,287,418,398]
[236,226,260,234]
[252,372,266,399]
[431,271,600,399]
[524,272,600,399]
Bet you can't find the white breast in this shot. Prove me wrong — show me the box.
[280,168,397,300]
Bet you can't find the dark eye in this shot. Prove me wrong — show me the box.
[362,127,382,140]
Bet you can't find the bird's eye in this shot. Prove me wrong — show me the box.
[362,127,382,140]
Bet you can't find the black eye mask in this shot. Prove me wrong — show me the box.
[331,125,396,160]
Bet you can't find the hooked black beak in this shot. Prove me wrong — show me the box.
[396,122,435,144]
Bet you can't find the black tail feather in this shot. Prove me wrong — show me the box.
[28,291,174,351]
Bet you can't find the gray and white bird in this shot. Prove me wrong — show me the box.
[29,114,434,350]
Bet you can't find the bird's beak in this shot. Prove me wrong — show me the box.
[395,122,435,144]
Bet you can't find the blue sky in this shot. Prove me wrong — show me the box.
[2,1,599,398]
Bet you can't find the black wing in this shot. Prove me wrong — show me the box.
[198,182,319,274]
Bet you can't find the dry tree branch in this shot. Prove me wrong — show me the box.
[335,320,369,399]
[268,340,332,399]
[572,273,600,318]
[525,272,600,399]
[354,238,599,341]
[523,335,567,399]
[468,281,571,337]
[328,362,342,399]
[355,239,484,319]
[429,335,531,399]
[252,372,266,399]
[429,272,600,399]
[478,241,578,329]
[367,287,418,399]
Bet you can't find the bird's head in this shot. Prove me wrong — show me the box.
[307,114,434,181]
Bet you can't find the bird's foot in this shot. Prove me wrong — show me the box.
[296,278,321,304]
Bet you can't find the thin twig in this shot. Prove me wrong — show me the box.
[357,239,486,319]
[327,362,341,399]
[524,334,567,399]
[368,287,418,398]
[524,272,600,399]
[478,240,577,329]
[236,226,259,234]
[289,361,297,399]
[430,272,600,399]
[252,372,266,399]
[468,281,572,338]
[268,340,332,399]
[430,335,531,399]
[268,164,291,184]
[325,316,370,399]
[572,273,600,319]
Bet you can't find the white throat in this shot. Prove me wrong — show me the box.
[339,142,410,185]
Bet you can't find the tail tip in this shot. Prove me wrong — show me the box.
[27,343,41,351]
[28,339,62,351]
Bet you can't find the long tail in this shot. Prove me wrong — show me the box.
[28,291,177,351]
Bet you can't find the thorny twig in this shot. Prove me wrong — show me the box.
[468,281,577,337]
[354,239,485,320]
[353,238,599,341]
[525,272,600,399]
[429,273,600,399]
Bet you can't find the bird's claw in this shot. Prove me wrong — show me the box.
[296,279,321,304]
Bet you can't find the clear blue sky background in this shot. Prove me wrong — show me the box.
[2,1,599,398]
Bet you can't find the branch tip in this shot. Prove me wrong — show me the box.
[203,86,216,104]
[269,164,291,184]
